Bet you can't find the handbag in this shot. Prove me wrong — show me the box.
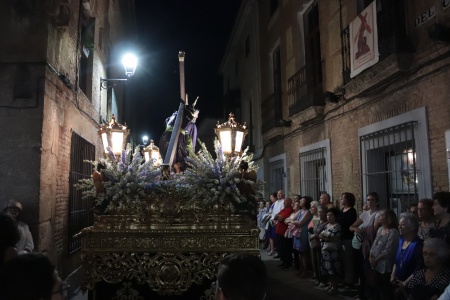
[352,232,363,250]
[285,223,301,238]
[322,241,338,251]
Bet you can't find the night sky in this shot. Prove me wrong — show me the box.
[128,0,242,147]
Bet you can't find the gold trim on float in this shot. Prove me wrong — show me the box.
[77,197,259,296]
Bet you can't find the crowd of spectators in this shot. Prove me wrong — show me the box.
[257,190,450,299]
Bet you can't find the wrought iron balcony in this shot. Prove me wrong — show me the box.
[288,65,324,117]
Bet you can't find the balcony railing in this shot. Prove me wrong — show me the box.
[261,92,282,134]
[288,65,324,117]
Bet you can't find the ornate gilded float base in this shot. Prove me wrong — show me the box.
[78,199,259,297]
[82,252,232,295]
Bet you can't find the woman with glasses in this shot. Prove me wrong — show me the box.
[0,253,70,300]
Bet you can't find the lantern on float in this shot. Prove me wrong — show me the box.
[98,115,130,158]
[215,113,248,156]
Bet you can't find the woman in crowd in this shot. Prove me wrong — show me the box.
[350,192,381,300]
[0,213,20,267]
[320,207,341,295]
[266,192,278,255]
[417,198,435,240]
[429,191,450,245]
[292,196,313,277]
[406,238,450,300]
[284,198,301,271]
[369,209,399,300]
[339,192,358,288]
[257,200,267,249]
[309,200,320,228]
[390,212,424,300]
[0,253,69,300]
[309,205,328,286]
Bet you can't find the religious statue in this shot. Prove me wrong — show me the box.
[158,97,199,174]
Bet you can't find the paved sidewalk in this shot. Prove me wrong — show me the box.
[261,250,357,300]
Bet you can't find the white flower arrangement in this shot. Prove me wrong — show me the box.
[75,144,161,213]
[183,139,263,209]
[75,140,263,214]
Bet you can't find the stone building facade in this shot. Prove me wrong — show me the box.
[0,0,135,285]
[221,0,450,210]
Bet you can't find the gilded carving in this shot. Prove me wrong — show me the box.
[135,237,159,248]
[81,252,230,295]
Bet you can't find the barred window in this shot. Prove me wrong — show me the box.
[360,122,418,215]
[269,158,285,193]
[300,147,327,201]
[68,132,95,253]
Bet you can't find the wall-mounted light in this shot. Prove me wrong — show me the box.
[100,53,138,90]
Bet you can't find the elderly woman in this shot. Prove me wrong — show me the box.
[406,238,450,300]
[320,207,341,295]
[257,200,268,249]
[390,212,424,299]
[429,191,450,245]
[417,198,435,240]
[369,209,399,300]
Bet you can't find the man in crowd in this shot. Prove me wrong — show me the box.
[274,197,293,269]
[319,192,335,209]
[215,253,267,300]
[3,199,34,254]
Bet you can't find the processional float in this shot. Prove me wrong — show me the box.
[75,52,261,299]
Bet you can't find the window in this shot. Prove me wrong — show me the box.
[261,45,282,133]
[300,139,332,200]
[356,0,409,58]
[359,108,432,215]
[68,132,95,253]
[269,154,286,193]
[79,14,95,100]
[304,2,322,90]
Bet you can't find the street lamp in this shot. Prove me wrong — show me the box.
[142,135,149,146]
[215,113,248,156]
[143,139,162,166]
[100,53,138,90]
[98,114,130,158]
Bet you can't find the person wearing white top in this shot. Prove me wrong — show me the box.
[438,284,450,300]
[3,200,34,254]
[271,190,285,258]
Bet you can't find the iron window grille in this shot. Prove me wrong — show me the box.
[360,121,418,215]
[68,132,95,254]
[300,147,327,201]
